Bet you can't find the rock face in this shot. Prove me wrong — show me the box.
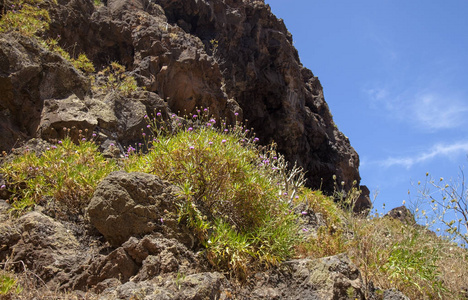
[0,32,89,151]
[1,0,371,204]
[153,0,364,196]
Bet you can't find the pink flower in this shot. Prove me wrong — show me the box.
[221,139,227,143]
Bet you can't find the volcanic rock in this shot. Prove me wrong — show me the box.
[86,171,191,248]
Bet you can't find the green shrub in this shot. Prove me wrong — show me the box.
[1,137,118,214]
[125,111,301,278]
[0,0,50,37]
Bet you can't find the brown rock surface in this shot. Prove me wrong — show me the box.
[86,171,189,247]
[0,32,89,151]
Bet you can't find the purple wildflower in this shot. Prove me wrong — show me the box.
[189,146,195,150]
[221,139,226,143]
[187,127,193,132]
[156,112,162,117]
[0,185,6,189]
[301,211,307,215]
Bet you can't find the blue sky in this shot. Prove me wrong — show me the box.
[265,0,468,215]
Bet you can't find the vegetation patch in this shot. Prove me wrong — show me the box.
[124,111,301,278]
[1,136,118,215]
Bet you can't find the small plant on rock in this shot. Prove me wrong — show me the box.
[93,61,138,96]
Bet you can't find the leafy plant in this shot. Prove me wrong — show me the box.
[1,136,118,215]
[382,231,446,298]
[94,61,138,95]
[41,38,95,74]
[0,0,50,37]
[0,272,22,296]
[125,110,301,279]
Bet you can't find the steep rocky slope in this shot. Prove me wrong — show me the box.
[0,0,370,209]
[0,0,397,299]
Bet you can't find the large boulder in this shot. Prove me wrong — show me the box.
[86,171,190,247]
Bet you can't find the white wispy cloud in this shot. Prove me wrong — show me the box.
[410,93,468,130]
[378,141,468,169]
[364,85,468,131]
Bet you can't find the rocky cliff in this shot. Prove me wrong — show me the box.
[0,0,370,208]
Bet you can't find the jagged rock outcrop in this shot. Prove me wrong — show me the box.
[153,0,365,197]
[0,32,90,150]
[0,0,369,205]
